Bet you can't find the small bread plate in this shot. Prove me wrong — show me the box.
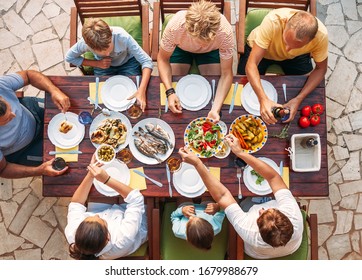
[184,117,224,158]
[48,112,85,149]
[229,114,268,154]
[243,157,278,195]
[173,163,206,198]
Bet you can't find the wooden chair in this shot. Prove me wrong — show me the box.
[69,0,150,75]
[236,0,316,74]
[152,201,238,260]
[151,0,231,62]
[236,205,318,260]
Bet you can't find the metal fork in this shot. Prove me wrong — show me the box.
[237,167,242,200]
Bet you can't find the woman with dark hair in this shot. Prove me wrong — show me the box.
[65,155,147,260]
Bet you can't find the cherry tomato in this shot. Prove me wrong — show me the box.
[298,116,310,128]
[301,105,312,117]
[311,103,324,115]
[310,114,321,126]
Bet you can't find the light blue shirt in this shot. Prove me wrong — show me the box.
[65,26,153,70]
[0,74,36,161]
[170,204,225,240]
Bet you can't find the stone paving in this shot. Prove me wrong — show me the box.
[0,0,361,260]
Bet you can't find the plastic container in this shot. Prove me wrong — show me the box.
[289,133,321,172]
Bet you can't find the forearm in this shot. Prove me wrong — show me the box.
[71,172,93,204]
[138,67,152,95]
[105,177,133,199]
[211,70,233,113]
[0,162,43,178]
[294,66,326,103]
[25,70,61,96]
[81,59,102,68]
[158,55,173,90]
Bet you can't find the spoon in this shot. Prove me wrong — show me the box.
[87,97,111,116]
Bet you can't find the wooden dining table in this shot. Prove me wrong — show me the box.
[43,75,328,198]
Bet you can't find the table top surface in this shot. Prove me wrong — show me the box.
[43,75,328,198]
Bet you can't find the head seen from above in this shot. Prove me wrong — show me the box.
[257,208,294,247]
[185,0,221,42]
[283,11,318,52]
[186,215,214,250]
[82,18,113,56]
[69,215,109,260]
[0,97,16,126]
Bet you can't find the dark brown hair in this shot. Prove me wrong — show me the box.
[0,99,7,117]
[69,218,109,260]
[186,216,214,250]
[257,208,294,247]
[82,18,112,51]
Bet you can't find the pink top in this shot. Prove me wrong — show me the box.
[160,11,234,60]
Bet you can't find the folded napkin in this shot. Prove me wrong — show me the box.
[223,83,243,106]
[129,167,147,190]
[55,146,79,162]
[282,167,290,189]
[209,167,220,181]
[89,82,105,104]
[160,82,177,106]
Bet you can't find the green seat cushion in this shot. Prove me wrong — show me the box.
[245,9,284,75]
[161,202,228,260]
[127,241,148,257]
[162,14,200,74]
[244,210,309,260]
[82,16,143,74]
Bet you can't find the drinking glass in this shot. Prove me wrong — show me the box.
[167,156,182,173]
[78,111,93,125]
[52,157,67,171]
[126,102,142,119]
[118,148,133,164]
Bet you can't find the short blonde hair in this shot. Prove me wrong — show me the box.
[286,11,318,41]
[82,18,112,51]
[185,0,221,41]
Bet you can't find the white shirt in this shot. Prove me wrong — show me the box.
[225,189,303,259]
[65,190,147,259]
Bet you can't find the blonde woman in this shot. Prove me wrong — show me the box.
[158,0,234,122]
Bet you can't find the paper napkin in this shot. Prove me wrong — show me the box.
[282,167,290,189]
[129,167,147,190]
[55,146,79,162]
[209,167,220,181]
[89,82,105,104]
[160,82,177,106]
[223,83,243,106]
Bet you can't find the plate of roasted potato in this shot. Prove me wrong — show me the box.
[229,115,268,153]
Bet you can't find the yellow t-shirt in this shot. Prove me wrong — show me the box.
[247,8,328,62]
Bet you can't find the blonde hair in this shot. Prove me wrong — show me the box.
[286,11,318,41]
[82,18,112,51]
[185,0,221,41]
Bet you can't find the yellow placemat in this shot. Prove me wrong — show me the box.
[89,81,105,104]
[160,82,177,106]
[223,83,243,106]
[55,146,79,162]
[129,167,147,190]
[209,167,220,181]
[282,167,289,189]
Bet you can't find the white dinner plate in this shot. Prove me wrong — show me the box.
[176,75,211,111]
[129,118,175,165]
[48,112,85,149]
[242,79,278,115]
[89,111,132,152]
[173,163,206,198]
[93,160,130,196]
[243,157,279,195]
[101,75,137,112]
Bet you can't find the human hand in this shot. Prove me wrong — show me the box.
[178,146,202,167]
[283,98,301,123]
[168,94,182,113]
[40,159,68,176]
[204,203,220,215]
[87,162,108,182]
[207,110,220,123]
[259,99,279,125]
[128,89,146,112]
[182,205,195,218]
[51,89,70,113]
[224,134,243,155]
[97,57,112,69]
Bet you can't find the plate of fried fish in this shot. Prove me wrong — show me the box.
[89,111,132,152]
[129,118,175,165]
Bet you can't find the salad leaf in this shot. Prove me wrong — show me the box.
[251,170,265,185]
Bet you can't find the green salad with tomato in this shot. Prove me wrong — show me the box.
[187,120,222,157]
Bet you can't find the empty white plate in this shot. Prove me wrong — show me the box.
[93,160,130,196]
[173,163,206,198]
[242,79,278,115]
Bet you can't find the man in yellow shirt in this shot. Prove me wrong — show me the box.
[237,8,328,124]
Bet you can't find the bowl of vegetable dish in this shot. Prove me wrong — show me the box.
[184,117,224,158]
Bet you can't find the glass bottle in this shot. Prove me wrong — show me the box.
[272,107,290,121]
[301,137,318,148]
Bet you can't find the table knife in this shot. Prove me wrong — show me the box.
[49,151,82,155]
[211,79,216,105]
[133,169,163,188]
[95,76,99,109]
[282,83,287,102]
[165,97,168,113]
[166,164,172,197]
[279,160,284,176]
[229,82,238,114]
